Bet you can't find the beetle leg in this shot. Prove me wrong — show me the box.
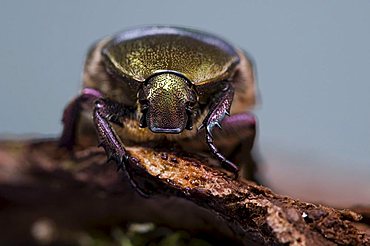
[93,99,149,197]
[60,88,103,150]
[200,85,240,175]
[60,89,148,196]
[93,98,132,168]
[212,113,257,181]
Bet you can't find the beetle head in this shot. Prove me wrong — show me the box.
[138,72,197,134]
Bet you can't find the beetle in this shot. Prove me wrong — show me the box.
[60,26,257,179]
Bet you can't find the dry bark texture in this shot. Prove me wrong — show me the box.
[0,139,369,245]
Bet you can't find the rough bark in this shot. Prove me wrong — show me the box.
[0,139,368,245]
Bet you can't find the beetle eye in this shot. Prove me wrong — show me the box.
[185,102,194,131]
[138,99,149,128]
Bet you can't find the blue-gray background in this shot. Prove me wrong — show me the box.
[1,1,369,206]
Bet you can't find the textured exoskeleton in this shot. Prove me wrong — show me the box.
[60,26,258,180]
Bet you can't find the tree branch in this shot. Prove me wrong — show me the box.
[0,139,368,245]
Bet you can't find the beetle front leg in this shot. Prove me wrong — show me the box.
[93,98,149,197]
[200,84,239,175]
[93,98,131,168]
[60,88,135,166]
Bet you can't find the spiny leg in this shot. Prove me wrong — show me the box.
[93,98,134,168]
[182,112,256,180]
[60,88,147,196]
[93,98,149,197]
[60,87,132,163]
[200,84,240,175]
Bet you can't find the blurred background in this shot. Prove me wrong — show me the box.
[0,0,369,207]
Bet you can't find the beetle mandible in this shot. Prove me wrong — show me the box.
[60,26,257,179]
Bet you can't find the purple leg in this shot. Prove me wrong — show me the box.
[200,85,242,176]
[215,113,257,181]
[220,113,256,134]
[60,87,135,164]
[93,99,130,167]
[60,88,103,149]
[60,88,147,196]
[93,98,149,197]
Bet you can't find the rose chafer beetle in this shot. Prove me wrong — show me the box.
[60,26,257,179]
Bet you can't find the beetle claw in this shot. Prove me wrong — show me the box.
[215,122,222,130]
[120,155,127,165]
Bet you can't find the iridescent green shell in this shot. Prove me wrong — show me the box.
[102,26,240,85]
